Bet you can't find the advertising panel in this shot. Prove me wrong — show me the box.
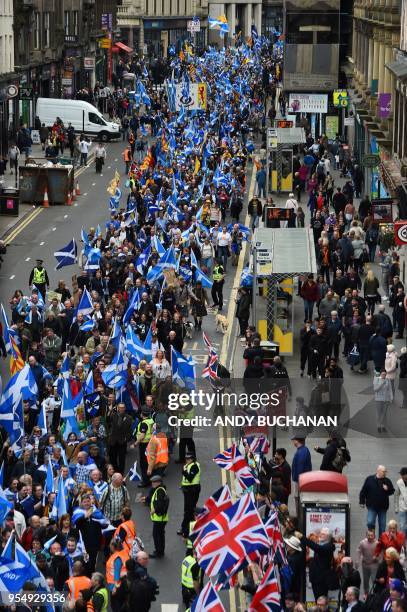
[305,505,347,609]
[288,94,328,114]
[325,116,339,140]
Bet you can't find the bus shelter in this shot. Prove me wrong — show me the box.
[252,227,317,355]
[266,126,306,194]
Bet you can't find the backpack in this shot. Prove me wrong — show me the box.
[332,446,350,471]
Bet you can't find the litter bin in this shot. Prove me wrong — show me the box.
[0,187,19,217]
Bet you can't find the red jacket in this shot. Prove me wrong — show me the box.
[300,281,320,303]
[375,531,405,557]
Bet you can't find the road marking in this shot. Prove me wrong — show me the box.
[5,207,44,244]
[92,182,96,186]
[52,227,56,231]
[100,174,103,176]
[161,606,179,612]
[114,158,118,162]
[40,241,45,246]
[25,257,30,261]
[107,165,111,169]
[9,274,15,280]
[63,214,68,219]
[74,203,78,207]
[83,193,88,196]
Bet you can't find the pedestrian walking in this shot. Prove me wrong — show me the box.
[94,142,106,174]
[144,475,169,558]
[79,136,91,166]
[373,369,393,433]
[359,465,395,534]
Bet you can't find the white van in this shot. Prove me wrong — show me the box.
[36,98,120,142]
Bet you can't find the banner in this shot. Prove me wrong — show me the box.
[325,116,339,140]
[288,93,328,114]
[175,82,207,111]
[378,93,391,119]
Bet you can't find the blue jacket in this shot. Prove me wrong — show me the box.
[292,445,312,483]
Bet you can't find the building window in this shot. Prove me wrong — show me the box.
[44,12,50,47]
[34,11,40,49]
[73,10,78,36]
[64,10,70,36]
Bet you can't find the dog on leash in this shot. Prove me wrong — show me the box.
[185,321,194,339]
[215,314,229,334]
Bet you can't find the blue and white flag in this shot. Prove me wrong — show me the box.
[80,318,96,332]
[171,347,196,390]
[77,288,94,318]
[63,415,82,440]
[84,247,102,272]
[152,235,166,257]
[125,326,152,362]
[128,460,142,482]
[101,339,128,389]
[61,377,82,419]
[37,403,47,437]
[51,475,67,520]
[44,458,54,498]
[195,266,213,288]
[136,246,151,275]
[227,223,251,241]
[54,238,77,270]
[123,289,141,327]
[146,245,177,282]
[0,492,13,524]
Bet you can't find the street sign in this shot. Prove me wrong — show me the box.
[84,57,95,70]
[362,154,381,168]
[6,84,18,99]
[99,37,112,49]
[20,86,33,100]
[344,116,354,127]
[187,18,200,32]
[101,13,113,30]
[395,221,407,245]
[333,89,349,107]
[257,249,272,262]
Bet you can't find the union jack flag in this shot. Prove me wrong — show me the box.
[248,563,282,612]
[195,493,270,577]
[202,348,219,380]
[190,485,232,545]
[264,512,287,565]
[214,443,259,490]
[202,330,213,350]
[191,580,225,611]
[243,435,270,456]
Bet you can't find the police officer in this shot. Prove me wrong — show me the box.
[178,452,201,537]
[181,548,203,608]
[133,407,155,487]
[29,259,49,300]
[144,475,169,558]
[211,258,225,311]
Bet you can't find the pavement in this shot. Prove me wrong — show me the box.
[2,135,405,609]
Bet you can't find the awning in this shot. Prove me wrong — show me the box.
[114,41,133,53]
[385,60,407,79]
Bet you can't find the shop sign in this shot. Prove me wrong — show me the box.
[333,89,348,107]
[362,154,380,168]
[84,57,95,70]
[395,221,407,245]
[288,93,328,114]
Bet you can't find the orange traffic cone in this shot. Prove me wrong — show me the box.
[66,191,72,206]
[43,187,50,208]
[72,184,76,200]
[76,180,81,196]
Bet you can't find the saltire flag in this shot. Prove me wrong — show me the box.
[57,352,70,396]
[125,326,153,362]
[243,436,270,456]
[0,491,13,523]
[214,443,259,490]
[264,512,288,565]
[84,247,102,272]
[247,563,282,612]
[190,485,232,544]
[226,223,251,241]
[171,347,196,390]
[37,402,48,437]
[213,166,229,188]
[146,245,177,282]
[51,475,68,519]
[80,318,96,332]
[44,458,55,500]
[123,288,141,327]
[194,266,213,288]
[128,460,142,482]
[0,533,41,592]
[152,235,166,257]
[195,493,270,577]
[208,15,229,33]
[136,246,151,275]
[76,288,94,318]
[54,238,77,270]
[101,338,128,389]
[191,580,226,611]
[60,377,82,419]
